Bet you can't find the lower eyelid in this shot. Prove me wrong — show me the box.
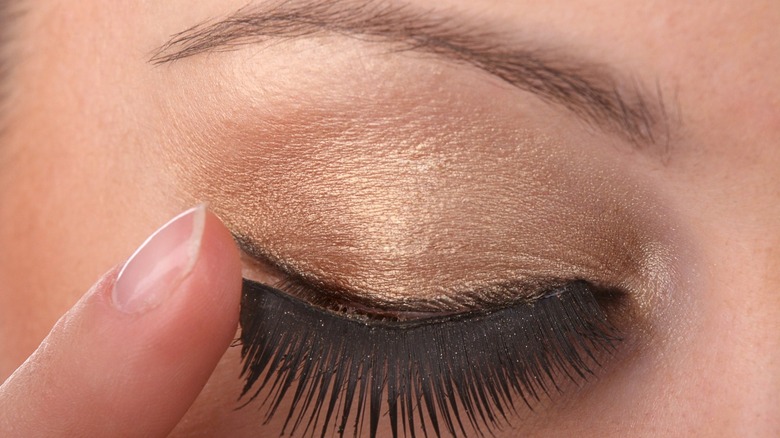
[238,278,623,437]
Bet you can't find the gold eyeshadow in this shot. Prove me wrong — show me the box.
[176,121,674,308]
[147,6,686,312]
[156,41,680,324]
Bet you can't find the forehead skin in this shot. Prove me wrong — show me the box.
[0,0,778,436]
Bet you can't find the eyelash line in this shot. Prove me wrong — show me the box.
[237,278,623,438]
[234,234,583,317]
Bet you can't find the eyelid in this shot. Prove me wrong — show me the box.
[235,233,596,317]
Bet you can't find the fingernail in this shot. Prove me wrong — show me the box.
[112,205,207,313]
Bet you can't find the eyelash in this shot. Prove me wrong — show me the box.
[238,278,623,438]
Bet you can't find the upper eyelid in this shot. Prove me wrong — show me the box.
[235,232,617,317]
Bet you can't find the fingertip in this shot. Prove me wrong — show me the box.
[0,206,245,437]
[200,208,243,306]
[163,208,243,354]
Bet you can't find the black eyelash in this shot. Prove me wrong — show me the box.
[238,279,622,438]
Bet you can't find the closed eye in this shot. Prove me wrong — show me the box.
[237,271,625,437]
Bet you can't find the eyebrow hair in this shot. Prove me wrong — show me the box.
[151,0,670,146]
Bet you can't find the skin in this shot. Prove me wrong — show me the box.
[0,0,778,436]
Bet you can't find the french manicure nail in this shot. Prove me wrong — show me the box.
[112,205,207,313]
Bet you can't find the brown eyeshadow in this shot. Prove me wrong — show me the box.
[156,46,678,315]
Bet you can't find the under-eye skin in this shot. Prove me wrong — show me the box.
[238,275,624,438]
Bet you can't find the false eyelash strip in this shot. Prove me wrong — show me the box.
[238,279,621,438]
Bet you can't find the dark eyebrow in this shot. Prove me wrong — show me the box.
[151,0,671,147]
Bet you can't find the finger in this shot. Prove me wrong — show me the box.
[0,205,242,437]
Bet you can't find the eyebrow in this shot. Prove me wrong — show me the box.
[151,0,670,147]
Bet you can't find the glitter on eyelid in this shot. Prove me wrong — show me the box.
[164,55,682,315]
